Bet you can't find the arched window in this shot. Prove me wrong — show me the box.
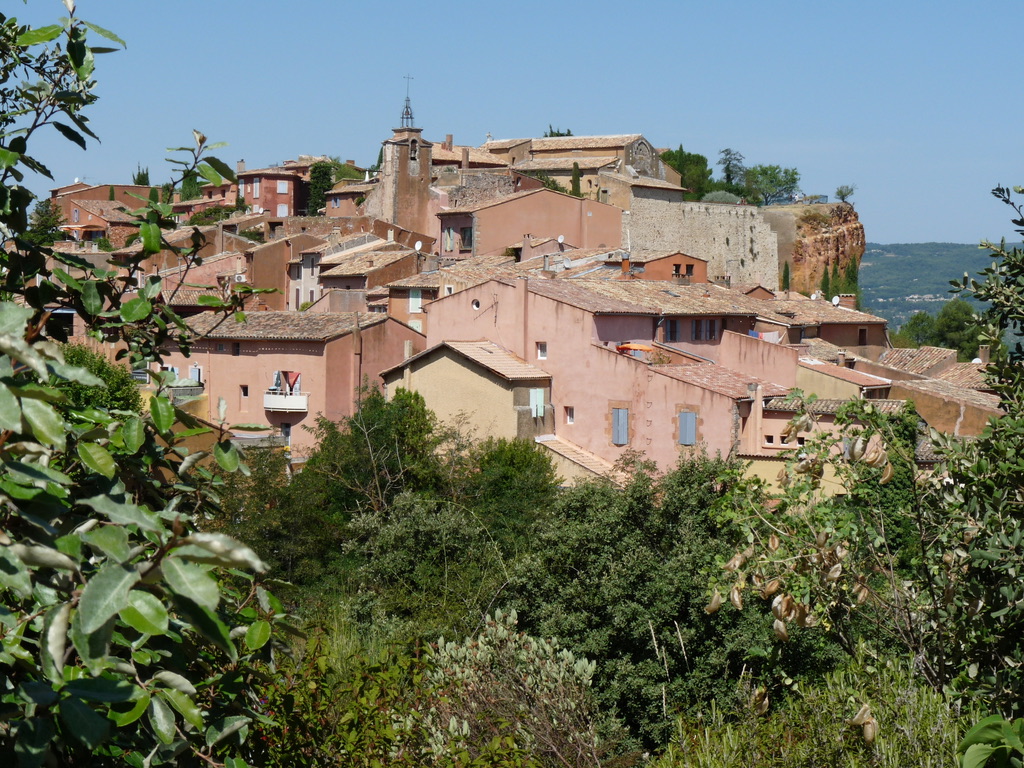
[409,140,418,161]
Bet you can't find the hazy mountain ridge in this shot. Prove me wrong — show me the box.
[859,241,999,327]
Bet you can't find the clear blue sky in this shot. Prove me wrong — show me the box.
[14,0,1022,245]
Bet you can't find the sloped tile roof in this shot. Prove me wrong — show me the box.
[480,138,532,151]
[327,182,376,195]
[529,134,642,151]
[186,310,385,341]
[320,249,414,277]
[785,338,865,363]
[382,340,550,382]
[439,188,543,215]
[431,145,508,166]
[599,171,683,191]
[935,362,991,390]
[880,346,958,374]
[534,435,625,484]
[74,200,137,223]
[655,364,789,400]
[798,359,891,387]
[769,299,887,325]
[891,377,1003,412]
[764,396,909,415]
[513,156,618,172]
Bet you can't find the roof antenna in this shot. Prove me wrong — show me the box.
[401,75,415,128]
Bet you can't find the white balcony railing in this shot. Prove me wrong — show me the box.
[263,390,309,412]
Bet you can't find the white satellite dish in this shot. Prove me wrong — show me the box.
[831,295,841,306]
[557,234,564,244]
[563,257,571,269]
[414,240,422,252]
[810,292,820,301]
[971,357,983,364]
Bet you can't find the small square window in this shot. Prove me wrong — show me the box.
[536,342,547,360]
[445,285,454,296]
[460,227,474,249]
[565,406,575,424]
[765,435,775,444]
[240,385,249,397]
[216,343,226,352]
[277,180,288,194]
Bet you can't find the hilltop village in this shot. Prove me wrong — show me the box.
[52,116,997,482]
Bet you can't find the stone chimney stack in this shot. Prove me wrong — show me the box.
[461,147,469,169]
[236,159,245,173]
[445,134,453,151]
[621,255,631,275]
[838,293,857,310]
[837,350,847,366]
[979,345,991,364]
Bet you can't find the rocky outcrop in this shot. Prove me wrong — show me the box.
[762,203,866,295]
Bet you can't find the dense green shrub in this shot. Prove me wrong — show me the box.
[657,654,970,768]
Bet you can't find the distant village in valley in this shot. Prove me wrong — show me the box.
[48,104,1000,483]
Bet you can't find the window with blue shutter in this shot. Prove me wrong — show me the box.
[530,388,545,418]
[612,408,629,445]
[678,411,697,445]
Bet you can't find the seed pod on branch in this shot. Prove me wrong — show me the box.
[704,590,722,614]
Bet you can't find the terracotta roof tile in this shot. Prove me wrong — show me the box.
[73,200,137,223]
[439,188,543,215]
[320,249,414,277]
[529,134,642,151]
[654,363,789,400]
[431,145,508,166]
[798,359,891,387]
[383,340,550,382]
[186,310,384,341]
[599,171,683,191]
[935,362,991,390]
[764,396,909,415]
[880,346,958,375]
[480,138,532,151]
[769,299,887,325]
[513,156,619,172]
[891,377,1003,412]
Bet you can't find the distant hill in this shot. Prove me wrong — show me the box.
[859,242,999,328]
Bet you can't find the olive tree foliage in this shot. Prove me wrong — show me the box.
[713,189,1024,718]
[0,8,288,766]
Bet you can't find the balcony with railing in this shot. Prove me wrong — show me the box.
[264,389,308,412]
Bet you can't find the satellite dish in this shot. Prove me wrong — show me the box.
[563,257,571,268]
[810,292,820,301]
[972,357,983,364]
[831,295,840,306]
[557,234,565,244]
[414,240,422,252]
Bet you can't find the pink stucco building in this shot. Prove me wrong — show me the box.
[162,311,424,457]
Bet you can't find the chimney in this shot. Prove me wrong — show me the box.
[837,350,847,367]
[522,235,532,261]
[345,159,355,166]
[979,345,991,364]
[461,147,469,169]
[838,293,857,310]
[236,159,245,173]
[621,255,631,275]
[445,134,453,151]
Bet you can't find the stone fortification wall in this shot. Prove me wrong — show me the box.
[625,189,780,289]
[444,173,516,209]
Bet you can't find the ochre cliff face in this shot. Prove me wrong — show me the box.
[787,203,866,295]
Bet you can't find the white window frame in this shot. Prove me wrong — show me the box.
[409,288,422,313]
[276,180,288,194]
[252,179,260,198]
[536,342,547,360]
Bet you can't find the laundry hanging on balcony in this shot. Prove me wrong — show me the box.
[283,370,301,394]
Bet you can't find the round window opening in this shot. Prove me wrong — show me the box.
[471,299,481,310]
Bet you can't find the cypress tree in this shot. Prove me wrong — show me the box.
[570,162,582,198]
[781,261,791,291]
[830,260,841,298]
[821,264,831,299]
